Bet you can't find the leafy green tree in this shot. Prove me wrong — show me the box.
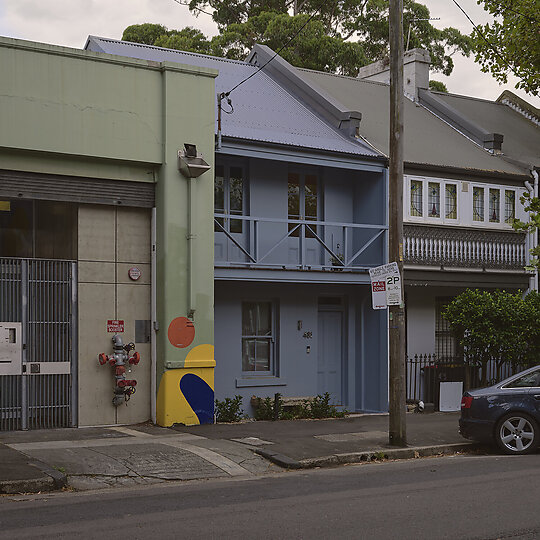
[443,289,539,386]
[122,0,473,77]
[122,23,170,45]
[513,191,540,271]
[473,0,539,96]
[429,80,448,93]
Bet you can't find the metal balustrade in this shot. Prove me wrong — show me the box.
[404,224,527,270]
[214,214,388,271]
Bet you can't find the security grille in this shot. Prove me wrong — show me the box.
[0,258,77,430]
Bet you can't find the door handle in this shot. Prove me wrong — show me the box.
[533,395,540,400]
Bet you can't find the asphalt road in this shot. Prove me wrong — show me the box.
[1,452,539,539]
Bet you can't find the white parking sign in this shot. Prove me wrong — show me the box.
[369,262,403,309]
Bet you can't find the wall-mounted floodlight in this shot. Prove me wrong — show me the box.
[177,143,211,178]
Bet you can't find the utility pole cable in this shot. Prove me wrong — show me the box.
[388,0,407,447]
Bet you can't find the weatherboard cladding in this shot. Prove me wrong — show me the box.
[85,36,381,159]
[296,67,527,177]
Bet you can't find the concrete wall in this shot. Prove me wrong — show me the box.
[78,205,151,426]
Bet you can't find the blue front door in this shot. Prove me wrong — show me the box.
[317,310,343,405]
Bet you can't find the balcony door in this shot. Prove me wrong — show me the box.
[214,163,247,263]
[287,172,320,266]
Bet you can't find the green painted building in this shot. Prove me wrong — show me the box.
[0,36,216,429]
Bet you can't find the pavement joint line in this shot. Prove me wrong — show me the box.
[6,434,207,452]
[159,439,252,477]
[108,426,155,438]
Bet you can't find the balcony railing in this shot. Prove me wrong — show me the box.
[403,224,527,270]
[214,214,387,271]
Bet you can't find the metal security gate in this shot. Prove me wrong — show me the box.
[0,258,77,430]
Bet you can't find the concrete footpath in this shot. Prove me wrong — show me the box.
[0,412,478,494]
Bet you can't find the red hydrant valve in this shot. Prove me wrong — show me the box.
[98,334,142,406]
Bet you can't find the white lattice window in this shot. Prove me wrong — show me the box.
[473,187,484,222]
[410,180,423,217]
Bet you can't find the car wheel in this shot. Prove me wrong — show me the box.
[495,413,539,455]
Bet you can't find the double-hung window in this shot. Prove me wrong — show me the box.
[214,163,245,233]
[241,301,277,374]
[288,172,319,238]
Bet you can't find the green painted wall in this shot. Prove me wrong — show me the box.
[0,36,217,424]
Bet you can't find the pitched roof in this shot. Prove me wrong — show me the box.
[84,36,382,160]
[427,91,540,169]
[296,67,527,177]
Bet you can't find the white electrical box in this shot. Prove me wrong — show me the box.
[439,381,463,412]
[0,322,23,376]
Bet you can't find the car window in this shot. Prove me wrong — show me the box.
[504,370,540,388]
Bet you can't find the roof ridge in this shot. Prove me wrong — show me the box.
[296,67,390,87]
[88,35,256,68]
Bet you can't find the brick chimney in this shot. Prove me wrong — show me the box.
[357,48,431,101]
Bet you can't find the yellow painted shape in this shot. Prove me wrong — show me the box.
[156,344,215,427]
[184,344,215,367]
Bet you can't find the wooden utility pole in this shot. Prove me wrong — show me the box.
[388,0,407,446]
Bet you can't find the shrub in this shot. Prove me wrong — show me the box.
[254,393,283,421]
[215,395,244,423]
[304,392,346,419]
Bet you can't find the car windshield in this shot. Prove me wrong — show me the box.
[503,369,540,388]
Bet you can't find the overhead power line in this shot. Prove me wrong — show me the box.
[223,10,320,97]
[171,0,213,17]
[450,0,520,76]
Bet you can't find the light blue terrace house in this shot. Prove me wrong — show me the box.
[245,45,539,405]
[85,36,390,414]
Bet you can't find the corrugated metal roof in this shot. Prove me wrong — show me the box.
[85,36,381,159]
[432,92,540,169]
[296,67,527,177]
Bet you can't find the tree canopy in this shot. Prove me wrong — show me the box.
[444,289,540,385]
[122,1,473,78]
[473,0,539,96]
[513,190,540,270]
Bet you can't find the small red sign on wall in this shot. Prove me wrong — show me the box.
[107,320,124,333]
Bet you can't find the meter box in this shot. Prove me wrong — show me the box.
[0,322,22,376]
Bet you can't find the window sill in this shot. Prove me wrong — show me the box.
[235,377,287,388]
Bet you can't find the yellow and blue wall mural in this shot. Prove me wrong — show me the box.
[156,316,215,427]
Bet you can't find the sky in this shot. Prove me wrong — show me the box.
[0,0,538,108]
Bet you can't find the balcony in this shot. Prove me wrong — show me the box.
[404,224,527,270]
[214,214,387,273]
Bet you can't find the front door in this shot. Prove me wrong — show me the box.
[317,306,344,405]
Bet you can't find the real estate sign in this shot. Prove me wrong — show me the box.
[369,262,403,309]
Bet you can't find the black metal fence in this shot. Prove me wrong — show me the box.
[406,354,525,407]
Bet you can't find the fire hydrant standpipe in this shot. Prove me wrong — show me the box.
[98,334,141,406]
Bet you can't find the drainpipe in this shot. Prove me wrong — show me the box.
[216,93,222,151]
[533,170,539,292]
[524,180,534,293]
[151,207,157,424]
[187,176,196,320]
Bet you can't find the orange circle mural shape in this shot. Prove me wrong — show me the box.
[168,317,195,348]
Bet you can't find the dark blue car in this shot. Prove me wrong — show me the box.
[460,365,540,455]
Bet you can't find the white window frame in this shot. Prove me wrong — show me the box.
[241,300,278,377]
[405,175,460,225]
[404,175,524,230]
[469,182,520,230]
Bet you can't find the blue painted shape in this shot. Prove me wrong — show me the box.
[179,373,214,424]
